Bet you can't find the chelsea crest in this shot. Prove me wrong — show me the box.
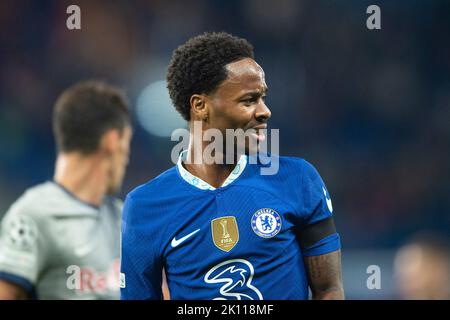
[251,208,282,238]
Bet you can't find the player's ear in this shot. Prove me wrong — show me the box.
[99,128,120,154]
[190,94,208,122]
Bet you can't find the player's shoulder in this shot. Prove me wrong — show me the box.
[246,155,322,196]
[255,154,316,177]
[123,167,182,226]
[278,155,307,168]
[2,181,100,222]
[18,180,56,199]
[280,155,318,173]
[125,166,179,202]
[1,181,61,226]
[5,181,56,214]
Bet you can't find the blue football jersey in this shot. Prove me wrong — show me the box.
[120,154,340,300]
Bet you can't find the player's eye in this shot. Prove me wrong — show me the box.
[242,98,255,105]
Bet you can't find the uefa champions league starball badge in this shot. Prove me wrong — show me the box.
[251,208,282,238]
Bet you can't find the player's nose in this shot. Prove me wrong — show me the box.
[255,101,271,122]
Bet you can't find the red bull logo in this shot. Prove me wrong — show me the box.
[66,259,120,294]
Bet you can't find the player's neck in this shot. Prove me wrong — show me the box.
[184,145,239,189]
[53,153,108,207]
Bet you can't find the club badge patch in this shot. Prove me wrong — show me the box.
[251,208,282,238]
[211,216,239,252]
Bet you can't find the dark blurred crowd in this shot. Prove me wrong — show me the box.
[0,0,449,249]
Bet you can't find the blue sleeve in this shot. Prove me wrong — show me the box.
[120,194,163,300]
[300,160,333,224]
[298,160,341,255]
[302,233,341,257]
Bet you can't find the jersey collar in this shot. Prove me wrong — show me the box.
[177,150,248,190]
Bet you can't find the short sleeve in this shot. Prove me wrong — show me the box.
[0,208,48,291]
[297,160,341,256]
[300,160,334,225]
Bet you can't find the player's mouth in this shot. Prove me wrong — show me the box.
[250,125,267,142]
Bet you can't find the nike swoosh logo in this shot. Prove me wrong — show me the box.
[171,228,201,248]
[323,187,333,213]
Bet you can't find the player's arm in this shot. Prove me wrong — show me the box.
[296,160,344,299]
[298,216,344,299]
[0,210,46,300]
[304,250,344,300]
[0,280,28,300]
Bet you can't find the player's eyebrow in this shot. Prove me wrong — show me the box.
[238,87,268,99]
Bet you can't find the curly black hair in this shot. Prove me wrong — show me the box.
[167,32,254,121]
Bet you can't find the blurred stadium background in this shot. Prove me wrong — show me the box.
[0,0,449,299]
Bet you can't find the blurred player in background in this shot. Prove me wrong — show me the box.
[394,232,450,300]
[0,81,132,299]
[121,32,344,300]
